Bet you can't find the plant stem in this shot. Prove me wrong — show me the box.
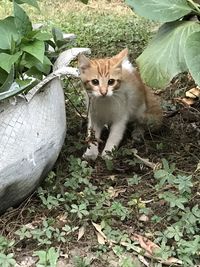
[187,0,200,15]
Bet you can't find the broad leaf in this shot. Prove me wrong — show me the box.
[0,82,22,101]
[22,40,45,62]
[185,31,200,86]
[0,79,38,101]
[0,68,9,85]
[23,54,52,74]
[137,21,200,88]
[0,67,14,93]
[52,27,63,41]
[14,2,32,36]
[0,17,19,50]
[0,52,22,72]
[13,0,39,9]
[125,0,193,22]
[34,31,52,41]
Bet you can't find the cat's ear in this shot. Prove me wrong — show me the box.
[116,48,128,60]
[78,53,91,71]
[112,48,129,68]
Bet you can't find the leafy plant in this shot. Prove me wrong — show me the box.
[0,236,16,267]
[73,256,92,267]
[126,0,200,88]
[109,201,130,221]
[70,203,89,219]
[0,253,16,267]
[34,247,59,267]
[153,159,200,265]
[119,256,139,267]
[0,236,15,253]
[0,0,69,101]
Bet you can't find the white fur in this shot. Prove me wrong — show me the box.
[122,58,134,72]
[83,80,147,161]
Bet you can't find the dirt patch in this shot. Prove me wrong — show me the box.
[1,74,199,266]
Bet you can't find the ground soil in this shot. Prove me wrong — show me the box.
[1,74,199,267]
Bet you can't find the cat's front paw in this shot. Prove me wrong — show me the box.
[83,147,99,161]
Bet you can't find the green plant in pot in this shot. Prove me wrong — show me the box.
[0,0,90,214]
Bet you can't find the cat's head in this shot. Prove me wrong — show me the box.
[78,48,129,97]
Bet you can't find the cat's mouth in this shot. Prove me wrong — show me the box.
[93,90,113,97]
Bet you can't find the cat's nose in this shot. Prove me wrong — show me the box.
[101,91,107,96]
[100,89,107,96]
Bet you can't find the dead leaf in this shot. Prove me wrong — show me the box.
[77,226,85,241]
[185,87,200,99]
[132,149,157,169]
[107,187,126,198]
[96,231,106,244]
[133,234,159,256]
[139,214,149,222]
[132,233,182,265]
[108,175,117,181]
[175,97,196,106]
[24,223,35,230]
[92,222,107,240]
[195,161,200,172]
[138,255,150,267]
[92,222,115,246]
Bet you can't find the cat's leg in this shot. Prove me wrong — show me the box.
[83,118,103,160]
[102,119,127,158]
[131,124,145,143]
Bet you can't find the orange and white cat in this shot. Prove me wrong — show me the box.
[78,48,162,160]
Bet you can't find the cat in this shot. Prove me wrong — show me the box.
[78,48,162,160]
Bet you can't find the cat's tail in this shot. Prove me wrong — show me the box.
[144,88,163,130]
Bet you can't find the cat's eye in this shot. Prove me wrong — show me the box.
[108,79,115,86]
[91,79,99,86]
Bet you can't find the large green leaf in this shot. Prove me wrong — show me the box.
[0,68,9,85]
[23,54,52,74]
[125,0,193,22]
[185,31,200,86]
[0,78,38,101]
[0,67,14,93]
[0,52,22,73]
[34,31,52,41]
[13,0,39,9]
[14,2,32,36]
[136,21,200,88]
[0,17,19,50]
[0,82,21,101]
[22,40,45,62]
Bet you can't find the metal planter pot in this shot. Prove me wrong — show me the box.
[0,48,90,214]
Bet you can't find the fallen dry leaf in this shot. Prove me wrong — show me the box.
[132,233,182,266]
[185,87,200,99]
[92,222,107,239]
[92,222,108,245]
[133,234,159,256]
[77,226,85,241]
[92,222,116,246]
[194,161,200,172]
[175,97,196,106]
[132,149,158,169]
[96,231,106,244]
[139,214,149,222]
[138,255,150,267]
[107,187,126,198]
